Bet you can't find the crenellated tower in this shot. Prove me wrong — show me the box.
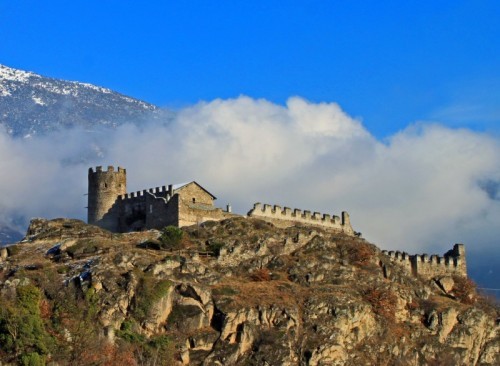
[88,166,126,231]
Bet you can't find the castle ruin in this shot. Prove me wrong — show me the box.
[87,166,234,232]
[247,203,355,235]
[381,244,467,279]
[87,166,467,279]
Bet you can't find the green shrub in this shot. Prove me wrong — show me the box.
[0,284,53,360]
[117,319,145,343]
[20,352,45,366]
[149,334,171,349]
[207,240,225,256]
[117,321,174,364]
[159,226,183,250]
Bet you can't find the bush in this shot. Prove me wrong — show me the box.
[251,268,271,281]
[452,275,477,304]
[207,240,225,256]
[0,284,53,361]
[20,352,45,366]
[363,286,398,322]
[116,319,146,344]
[159,226,183,250]
[337,242,374,267]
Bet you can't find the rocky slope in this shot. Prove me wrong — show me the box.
[0,217,498,365]
[0,64,170,137]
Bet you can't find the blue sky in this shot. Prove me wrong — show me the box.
[1,0,499,138]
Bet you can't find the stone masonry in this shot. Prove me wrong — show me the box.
[247,202,356,236]
[382,244,467,279]
[88,166,234,232]
[87,166,468,279]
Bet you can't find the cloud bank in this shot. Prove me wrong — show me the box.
[1,96,499,261]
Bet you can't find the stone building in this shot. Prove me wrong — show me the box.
[87,166,233,232]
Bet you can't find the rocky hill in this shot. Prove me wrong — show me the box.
[0,64,169,137]
[0,217,498,365]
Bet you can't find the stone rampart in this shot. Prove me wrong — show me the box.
[118,185,170,202]
[247,203,355,235]
[382,244,467,279]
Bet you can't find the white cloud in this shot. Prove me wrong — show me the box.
[1,96,499,260]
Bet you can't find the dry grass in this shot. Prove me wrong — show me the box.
[363,286,398,323]
[250,268,272,281]
[452,275,477,305]
[212,278,307,308]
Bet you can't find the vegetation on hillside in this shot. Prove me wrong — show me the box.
[0,218,497,365]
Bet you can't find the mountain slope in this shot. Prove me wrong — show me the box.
[0,224,23,246]
[0,64,167,137]
[0,217,497,365]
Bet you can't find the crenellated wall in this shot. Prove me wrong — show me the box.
[87,166,236,232]
[117,185,170,201]
[247,203,355,235]
[382,244,467,279]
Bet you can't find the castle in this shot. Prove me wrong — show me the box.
[381,245,467,280]
[87,166,467,279]
[87,166,235,232]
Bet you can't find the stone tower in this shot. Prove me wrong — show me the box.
[88,166,126,231]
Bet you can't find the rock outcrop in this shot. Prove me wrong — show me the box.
[0,217,497,365]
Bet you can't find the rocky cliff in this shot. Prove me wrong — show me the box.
[0,217,498,365]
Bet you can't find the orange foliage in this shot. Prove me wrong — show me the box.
[363,287,398,322]
[251,268,271,281]
[452,275,477,305]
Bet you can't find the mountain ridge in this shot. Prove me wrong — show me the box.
[0,63,169,137]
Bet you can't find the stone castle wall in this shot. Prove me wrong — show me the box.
[382,244,467,279]
[177,184,214,206]
[247,203,355,235]
[178,202,234,227]
[88,166,236,232]
[88,166,126,232]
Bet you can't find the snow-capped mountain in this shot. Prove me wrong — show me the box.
[0,64,166,137]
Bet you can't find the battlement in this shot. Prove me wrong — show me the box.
[382,244,467,279]
[89,166,126,175]
[247,202,354,235]
[117,186,170,201]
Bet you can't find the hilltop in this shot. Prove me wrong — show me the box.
[0,217,498,365]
